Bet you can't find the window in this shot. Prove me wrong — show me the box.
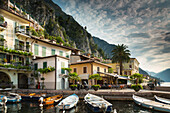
[66,53,69,58]
[26,42,30,52]
[104,68,106,73]
[42,46,46,57]
[43,62,47,69]
[34,63,38,71]
[129,65,132,69]
[34,44,39,55]
[83,67,87,73]
[59,51,63,56]
[129,71,131,75]
[97,67,100,72]
[124,71,127,75]
[61,62,65,74]
[74,68,77,73]
[51,49,55,55]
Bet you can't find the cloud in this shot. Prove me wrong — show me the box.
[128,33,150,38]
[53,0,170,73]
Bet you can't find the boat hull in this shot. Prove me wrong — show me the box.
[133,95,170,113]
[86,101,112,112]
[154,95,170,105]
[58,94,79,110]
[84,93,112,113]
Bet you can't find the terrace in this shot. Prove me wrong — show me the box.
[15,25,31,38]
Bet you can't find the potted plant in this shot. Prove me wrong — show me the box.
[89,74,102,91]
[130,73,143,92]
[70,84,77,90]
[91,84,101,91]
[0,15,5,24]
[68,72,80,90]
[131,84,143,92]
[3,58,7,64]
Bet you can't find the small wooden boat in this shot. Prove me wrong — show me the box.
[19,93,46,100]
[133,95,170,112]
[84,93,112,112]
[7,93,22,103]
[43,94,63,105]
[57,94,79,110]
[154,95,170,104]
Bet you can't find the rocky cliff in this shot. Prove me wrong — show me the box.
[14,0,103,57]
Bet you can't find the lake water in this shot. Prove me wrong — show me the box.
[0,100,162,113]
[160,82,170,87]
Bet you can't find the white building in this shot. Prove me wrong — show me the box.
[0,0,80,90]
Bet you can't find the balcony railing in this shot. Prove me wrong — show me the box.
[15,26,31,36]
[14,44,31,52]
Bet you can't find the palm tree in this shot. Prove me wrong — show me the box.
[112,44,131,75]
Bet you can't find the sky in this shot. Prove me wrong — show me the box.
[53,0,170,73]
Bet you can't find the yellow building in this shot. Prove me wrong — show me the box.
[69,60,112,86]
[108,58,140,76]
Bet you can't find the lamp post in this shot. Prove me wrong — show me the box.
[115,74,119,89]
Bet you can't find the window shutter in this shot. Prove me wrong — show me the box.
[42,46,46,57]
[43,62,47,69]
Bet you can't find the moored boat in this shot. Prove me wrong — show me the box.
[57,94,79,110]
[7,93,22,103]
[154,95,170,104]
[19,93,46,100]
[42,94,63,105]
[133,95,170,112]
[0,95,7,106]
[84,93,112,112]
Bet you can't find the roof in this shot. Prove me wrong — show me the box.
[0,7,33,23]
[33,55,69,60]
[31,36,81,51]
[69,60,112,68]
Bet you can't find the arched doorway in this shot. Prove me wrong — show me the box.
[61,78,65,89]
[18,73,28,89]
[0,71,11,88]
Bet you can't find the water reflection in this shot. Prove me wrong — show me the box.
[0,100,163,113]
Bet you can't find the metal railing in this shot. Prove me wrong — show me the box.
[14,44,31,52]
[15,26,31,36]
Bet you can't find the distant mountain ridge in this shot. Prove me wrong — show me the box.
[93,36,116,58]
[139,68,149,75]
[155,68,170,82]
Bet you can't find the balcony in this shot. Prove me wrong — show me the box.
[0,35,7,48]
[15,44,31,52]
[0,15,7,31]
[15,26,31,38]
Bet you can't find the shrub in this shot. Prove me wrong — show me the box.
[56,36,64,43]
[0,15,5,22]
[31,29,39,36]
[91,84,101,88]
[131,84,143,90]
[70,84,77,88]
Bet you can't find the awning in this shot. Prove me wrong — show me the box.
[79,74,89,79]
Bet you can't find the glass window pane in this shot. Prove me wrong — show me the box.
[51,49,55,55]
[34,44,39,55]
[42,46,46,57]
[59,51,63,56]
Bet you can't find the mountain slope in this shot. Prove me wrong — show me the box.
[93,36,116,58]
[139,68,149,75]
[155,69,170,82]
[13,0,103,57]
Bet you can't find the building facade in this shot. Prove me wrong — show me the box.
[0,0,79,90]
[108,58,140,76]
[69,60,112,85]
